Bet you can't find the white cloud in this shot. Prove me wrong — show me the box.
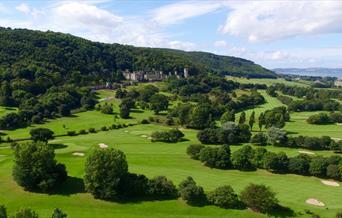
[16,3,30,13]
[214,40,228,48]
[221,1,342,42]
[4,1,196,51]
[151,1,223,25]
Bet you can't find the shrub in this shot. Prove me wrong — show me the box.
[207,185,240,209]
[79,129,87,135]
[101,104,113,114]
[67,131,77,136]
[30,128,54,142]
[288,154,311,175]
[84,148,128,200]
[100,126,108,131]
[251,133,268,146]
[151,129,184,143]
[199,145,232,169]
[0,205,6,218]
[263,152,288,173]
[307,113,333,125]
[186,144,205,160]
[118,173,149,197]
[88,128,96,133]
[119,104,130,119]
[140,119,150,124]
[11,208,39,218]
[231,145,256,171]
[51,208,67,218]
[12,142,67,192]
[326,164,341,180]
[309,157,329,177]
[178,177,206,205]
[336,212,342,218]
[240,184,278,213]
[147,176,178,199]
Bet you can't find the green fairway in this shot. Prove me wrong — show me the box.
[0,124,341,218]
[0,106,17,118]
[226,76,311,87]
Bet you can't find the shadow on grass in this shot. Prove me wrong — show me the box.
[286,130,298,135]
[49,143,68,149]
[131,109,144,113]
[52,176,85,196]
[267,205,296,218]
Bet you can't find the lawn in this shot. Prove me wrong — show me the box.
[0,124,341,218]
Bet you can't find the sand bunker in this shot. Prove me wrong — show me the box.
[141,135,148,138]
[298,150,315,155]
[98,143,108,149]
[321,180,340,187]
[124,130,129,133]
[72,152,85,157]
[148,137,152,140]
[305,198,325,207]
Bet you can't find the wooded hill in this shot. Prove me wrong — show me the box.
[0,27,275,86]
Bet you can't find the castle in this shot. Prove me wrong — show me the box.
[123,68,189,82]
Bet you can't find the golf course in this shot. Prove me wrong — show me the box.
[1,80,341,218]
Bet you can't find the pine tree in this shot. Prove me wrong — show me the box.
[258,112,265,131]
[239,112,246,124]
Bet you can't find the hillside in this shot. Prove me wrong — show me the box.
[0,27,275,84]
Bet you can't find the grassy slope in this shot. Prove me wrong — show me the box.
[1,125,342,218]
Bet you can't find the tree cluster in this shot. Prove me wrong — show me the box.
[151,129,185,143]
[307,112,342,125]
[197,122,251,145]
[187,144,342,180]
[0,206,67,218]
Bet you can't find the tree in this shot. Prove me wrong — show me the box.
[84,148,128,200]
[231,145,255,171]
[178,177,206,205]
[11,208,39,218]
[267,127,287,145]
[263,152,288,173]
[186,144,205,160]
[220,110,235,124]
[326,164,340,180]
[119,104,130,119]
[51,208,67,218]
[188,104,214,129]
[288,154,311,175]
[239,112,246,124]
[147,176,178,199]
[249,111,255,131]
[151,129,184,143]
[0,205,6,218]
[198,145,232,169]
[101,104,113,114]
[118,173,149,197]
[12,142,67,192]
[240,184,278,213]
[207,185,240,209]
[149,94,169,114]
[309,157,329,177]
[250,133,268,146]
[258,112,265,131]
[29,128,54,142]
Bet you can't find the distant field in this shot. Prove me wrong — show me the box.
[226,76,311,87]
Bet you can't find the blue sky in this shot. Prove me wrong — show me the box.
[1,0,342,69]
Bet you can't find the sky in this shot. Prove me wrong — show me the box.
[1,0,342,69]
